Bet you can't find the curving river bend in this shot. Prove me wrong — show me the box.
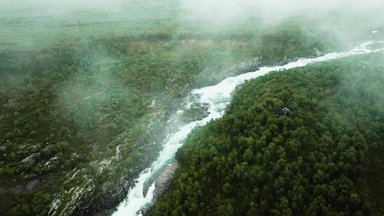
[112,40,384,216]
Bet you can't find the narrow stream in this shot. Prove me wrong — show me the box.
[112,40,384,216]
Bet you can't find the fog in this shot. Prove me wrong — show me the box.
[1,0,383,51]
[1,1,384,215]
[180,0,384,22]
[177,0,384,44]
[3,0,383,18]
[0,0,127,15]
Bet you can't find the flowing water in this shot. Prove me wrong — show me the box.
[112,40,384,216]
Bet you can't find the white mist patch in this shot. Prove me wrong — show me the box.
[179,0,384,26]
[112,40,384,216]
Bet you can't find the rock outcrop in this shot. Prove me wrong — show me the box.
[153,162,179,201]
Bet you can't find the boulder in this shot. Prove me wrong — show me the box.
[153,162,179,201]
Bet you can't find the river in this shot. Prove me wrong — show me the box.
[112,40,384,216]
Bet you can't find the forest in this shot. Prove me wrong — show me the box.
[2,0,384,215]
[0,19,335,215]
[149,53,384,215]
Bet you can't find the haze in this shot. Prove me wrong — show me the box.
[1,0,383,51]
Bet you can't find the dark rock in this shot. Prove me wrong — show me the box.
[72,153,80,161]
[0,145,6,151]
[21,153,40,166]
[10,185,25,194]
[100,180,130,209]
[26,178,43,191]
[153,162,179,201]
[68,172,142,216]
[276,107,293,116]
[43,156,60,172]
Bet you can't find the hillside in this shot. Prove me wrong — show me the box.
[149,53,384,215]
[1,1,384,215]
[0,18,335,216]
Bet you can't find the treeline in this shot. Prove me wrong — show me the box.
[149,54,384,215]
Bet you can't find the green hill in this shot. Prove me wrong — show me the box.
[149,53,384,216]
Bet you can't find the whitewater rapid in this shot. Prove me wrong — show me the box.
[112,40,384,216]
